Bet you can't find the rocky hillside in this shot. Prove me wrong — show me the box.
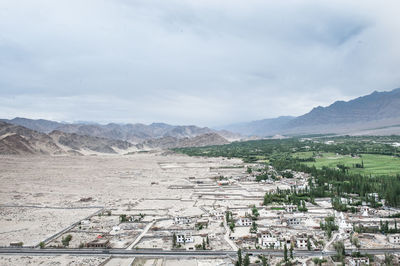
[0,122,64,155]
[138,133,230,149]
[289,88,400,127]
[49,130,134,154]
[0,122,135,155]
[1,118,240,143]
[221,88,400,136]
[0,122,231,155]
[0,117,62,133]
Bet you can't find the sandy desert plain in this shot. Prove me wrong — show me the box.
[0,151,249,265]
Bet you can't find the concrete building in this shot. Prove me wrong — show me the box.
[176,232,194,243]
[80,219,90,230]
[174,216,191,225]
[388,234,400,244]
[285,205,298,213]
[296,238,308,249]
[347,257,370,266]
[286,217,301,226]
[236,217,252,226]
[258,231,280,249]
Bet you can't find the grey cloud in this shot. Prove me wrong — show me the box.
[0,0,400,126]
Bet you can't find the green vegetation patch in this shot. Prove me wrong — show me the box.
[305,153,400,176]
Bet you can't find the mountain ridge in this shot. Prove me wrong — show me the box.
[220,88,400,136]
[0,122,231,155]
[0,118,241,143]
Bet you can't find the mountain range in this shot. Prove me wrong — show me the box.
[222,88,400,136]
[1,87,400,155]
[0,121,135,155]
[0,118,240,143]
[0,121,232,155]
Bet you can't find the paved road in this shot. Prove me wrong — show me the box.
[126,220,155,250]
[223,219,238,251]
[1,248,400,257]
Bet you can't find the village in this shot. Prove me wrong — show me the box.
[1,152,399,265]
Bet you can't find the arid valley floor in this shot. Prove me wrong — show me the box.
[1,151,400,266]
[0,152,243,265]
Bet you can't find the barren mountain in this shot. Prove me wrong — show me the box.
[0,117,63,133]
[49,130,134,154]
[0,122,136,155]
[0,122,65,155]
[221,88,400,136]
[2,118,237,143]
[221,116,295,136]
[0,134,36,155]
[0,122,229,155]
[138,133,230,149]
[289,88,400,127]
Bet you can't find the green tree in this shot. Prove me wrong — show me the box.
[61,234,72,247]
[307,238,311,251]
[261,255,268,266]
[312,258,327,266]
[243,253,250,266]
[250,221,258,234]
[289,244,293,259]
[333,241,345,262]
[237,248,242,266]
[251,205,260,219]
[247,167,252,174]
[351,235,360,249]
[119,214,128,222]
[172,233,176,247]
[384,253,394,266]
[202,238,206,250]
[39,242,45,249]
[226,211,230,222]
[284,244,288,262]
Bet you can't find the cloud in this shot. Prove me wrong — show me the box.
[0,0,400,126]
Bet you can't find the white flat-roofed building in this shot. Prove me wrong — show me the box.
[236,217,252,226]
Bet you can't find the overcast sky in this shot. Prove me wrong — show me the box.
[1,0,400,126]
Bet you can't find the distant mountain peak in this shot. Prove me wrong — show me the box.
[220,87,400,136]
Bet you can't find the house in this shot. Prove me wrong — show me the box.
[236,217,252,226]
[210,209,224,220]
[176,232,194,243]
[258,231,280,249]
[86,239,109,248]
[296,238,308,249]
[80,219,90,230]
[367,193,379,202]
[112,225,120,231]
[389,234,400,244]
[286,217,301,226]
[174,216,191,225]
[347,257,370,266]
[338,213,353,234]
[218,180,230,186]
[280,237,292,249]
[360,206,370,217]
[339,219,353,234]
[285,205,298,213]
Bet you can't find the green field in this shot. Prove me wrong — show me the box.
[292,151,315,159]
[303,153,400,176]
